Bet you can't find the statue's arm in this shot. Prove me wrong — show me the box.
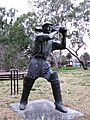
[36,35,50,42]
[36,31,58,42]
[52,32,67,50]
[48,31,58,39]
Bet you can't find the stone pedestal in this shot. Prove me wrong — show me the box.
[10,99,84,120]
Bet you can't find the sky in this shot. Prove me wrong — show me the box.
[0,0,90,55]
[0,0,29,17]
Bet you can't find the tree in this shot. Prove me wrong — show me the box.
[28,0,72,68]
[66,52,72,65]
[5,12,38,70]
[0,9,38,71]
[61,55,67,66]
[28,0,90,70]
[67,0,90,54]
[0,7,17,43]
[82,52,90,67]
[28,0,72,24]
[9,12,38,56]
[83,52,90,60]
[0,7,17,70]
[66,52,72,60]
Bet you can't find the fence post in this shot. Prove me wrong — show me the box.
[10,69,19,95]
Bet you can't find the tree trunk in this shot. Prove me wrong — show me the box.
[66,48,88,70]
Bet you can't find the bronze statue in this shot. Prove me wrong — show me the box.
[19,22,67,113]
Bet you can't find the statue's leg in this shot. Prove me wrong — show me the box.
[19,76,35,110]
[41,59,67,113]
[50,71,67,113]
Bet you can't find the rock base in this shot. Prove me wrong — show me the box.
[10,99,84,120]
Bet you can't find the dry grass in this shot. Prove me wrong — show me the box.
[0,68,90,120]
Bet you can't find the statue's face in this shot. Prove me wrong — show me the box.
[43,25,52,33]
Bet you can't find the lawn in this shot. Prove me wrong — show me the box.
[0,67,90,120]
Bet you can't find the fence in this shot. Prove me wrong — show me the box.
[0,70,26,95]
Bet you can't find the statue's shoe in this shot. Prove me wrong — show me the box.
[19,102,27,110]
[55,103,67,113]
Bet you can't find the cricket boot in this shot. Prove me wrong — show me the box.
[19,76,35,110]
[50,72,67,113]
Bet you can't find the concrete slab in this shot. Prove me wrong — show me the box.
[10,99,84,120]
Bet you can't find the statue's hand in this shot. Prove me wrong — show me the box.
[59,27,67,33]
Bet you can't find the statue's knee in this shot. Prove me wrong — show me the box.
[50,71,59,82]
[24,76,35,84]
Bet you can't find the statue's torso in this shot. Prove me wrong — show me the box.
[33,39,53,59]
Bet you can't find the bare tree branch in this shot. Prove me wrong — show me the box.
[66,47,88,70]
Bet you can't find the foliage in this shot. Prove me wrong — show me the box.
[0,7,17,43]
[28,0,90,70]
[51,66,78,71]
[60,66,79,70]
[0,8,38,71]
[5,12,38,70]
[67,0,90,55]
[66,52,72,60]
[29,0,71,24]
[0,7,18,70]
[0,0,90,70]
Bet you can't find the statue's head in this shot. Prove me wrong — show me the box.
[42,22,53,33]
